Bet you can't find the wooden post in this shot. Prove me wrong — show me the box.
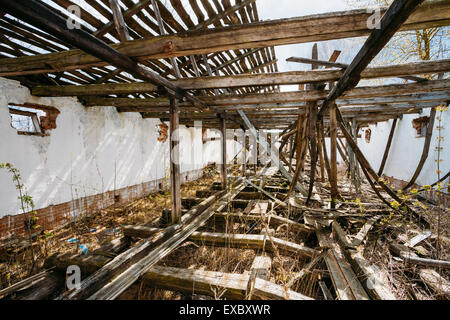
[403,107,437,191]
[220,114,228,190]
[329,103,338,209]
[352,118,360,195]
[347,121,355,181]
[233,132,238,165]
[317,123,326,183]
[378,118,398,176]
[170,98,182,224]
[306,43,319,204]
[242,130,247,176]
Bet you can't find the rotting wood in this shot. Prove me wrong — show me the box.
[332,222,396,300]
[314,221,370,300]
[125,227,318,258]
[402,107,437,191]
[56,184,233,300]
[86,181,248,300]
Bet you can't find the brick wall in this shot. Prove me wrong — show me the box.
[0,168,203,241]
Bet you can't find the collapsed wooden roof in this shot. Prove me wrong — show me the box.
[0,0,449,130]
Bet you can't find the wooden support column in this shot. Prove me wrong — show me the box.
[306,43,319,204]
[329,103,338,209]
[220,114,228,190]
[352,118,360,194]
[317,123,326,183]
[170,98,182,224]
[403,107,437,190]
[347,122,355,180]
[242,130,247,176]
[378,118,398,176]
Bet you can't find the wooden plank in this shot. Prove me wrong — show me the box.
[315,223,370,300]
[47,252,311,300]
[238,110,308,196]
[332,222,397,300]
[213,212,314,234]
[123,226,318,258]
[1,0,205,110]
[188,232,318,258]
[86,182,248,300]
[351,216,381,247]
[288,56,427,83]
[250,256,272,280]
[2,1,449,76]
[57,184,231,300]
[220,114,228,189]
[79,80,450,108]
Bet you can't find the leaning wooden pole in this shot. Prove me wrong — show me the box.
[403,107,437,191]
[378,118,398,176]
[219,114,228,190]
[335,108,420,219]
[306,43,319,205]
[329,103,339,209]
[170,98,182,224]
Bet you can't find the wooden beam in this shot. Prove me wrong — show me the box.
[329,103,338,209]
[1,1,449,76]
[79,80,450,109]
[86,181,248,300]
[32,60,450,96]
[318,0,426,117]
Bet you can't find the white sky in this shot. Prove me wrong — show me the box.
[256,0,365,91]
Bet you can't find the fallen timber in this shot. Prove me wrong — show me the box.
[123,226,318,259]
[85,181,248,300]
[57,180,245,300]
[332,222,397,300]
[46,253,312,300]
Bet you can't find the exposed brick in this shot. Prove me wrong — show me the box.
[0,168,203,241]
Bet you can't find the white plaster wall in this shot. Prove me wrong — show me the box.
[0,78,232,217]
[358,108,450,189]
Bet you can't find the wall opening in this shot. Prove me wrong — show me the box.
[412,116,430,138]
[8,103,60,136]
